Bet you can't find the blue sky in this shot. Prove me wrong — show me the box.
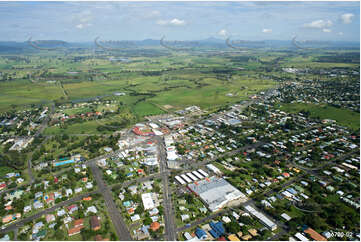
[0,1,359,42]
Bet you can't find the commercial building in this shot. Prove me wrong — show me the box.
[192,171,204,180]
[141,193,158,210]
[181,174,192,183]
[175,176,186,185]
[186,172,198,181]
[206,164,222,175]
[188,176,246,212]
[197,169,209,177]
[244,205,277,231]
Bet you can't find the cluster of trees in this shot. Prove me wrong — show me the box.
[96,120,130,132]
[0,151,26,170]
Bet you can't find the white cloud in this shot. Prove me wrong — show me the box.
[170,18,186,26]
[76,10,93,23]
[304,19,332,29]
[338,32,344,36]
[72,10,93,29]
[142,10,161,19]
[156,20,167,25]
[217,29,228,37]
[75,23,92,29]
[322,28,332,33]
[262,28,272,33]
[340,13,354,24]
[149,10,161,18]
[76,24,84,29]
[156,18,186,26]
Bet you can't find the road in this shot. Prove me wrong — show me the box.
[34,103,53,137]
[27,136,50,184]
[13,228,18,241]
[176,209,229,233]
[89,161,132,241]
[242,198,289,240]
[156,136,177,241]
[1,106,55,193]
[0,191,98,234]
[28,104,54,184]
[182,141,266,170]
[110,171,168,189]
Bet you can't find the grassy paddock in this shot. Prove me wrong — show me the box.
[280,103,360,131]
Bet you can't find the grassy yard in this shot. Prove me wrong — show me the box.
[0,166,15,177]
[44,120,108,135]
[132,102,166,117]
[280,103,360,131]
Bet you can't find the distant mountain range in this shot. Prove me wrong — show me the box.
[0,38,359,53]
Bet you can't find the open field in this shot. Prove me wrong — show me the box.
[0,80,64,112]
[0,48,358,120]
[280,103,360,130]
[132,102,166,117]
[44,119,114,135]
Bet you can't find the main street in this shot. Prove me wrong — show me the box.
[89,161,132,241]
[156,136,177,241]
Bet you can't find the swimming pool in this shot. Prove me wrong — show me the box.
[54,159,75,167]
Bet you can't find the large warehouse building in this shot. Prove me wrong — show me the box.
[187,176,247,212]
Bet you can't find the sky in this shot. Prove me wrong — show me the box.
[0,1,359,42]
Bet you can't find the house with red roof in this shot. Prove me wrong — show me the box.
[90,216,101,231]
[282,172,290,178]
[304,227,327,241]
[45,193,55,204]
[68,226,84,236]
[74,218,84,228]
[0,183,6,190]
[67,204,78,214]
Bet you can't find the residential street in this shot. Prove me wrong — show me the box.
[0,191,98,234]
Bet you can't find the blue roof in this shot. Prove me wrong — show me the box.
[210,222,225,235]
[123,201,131,207]
[195,228,207,239]
[287,188,298,195]
[209,229,219,239]
[141,225,149,235]
[0,235,10,241]
[209,221,225,237]
[301,224,309,231]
